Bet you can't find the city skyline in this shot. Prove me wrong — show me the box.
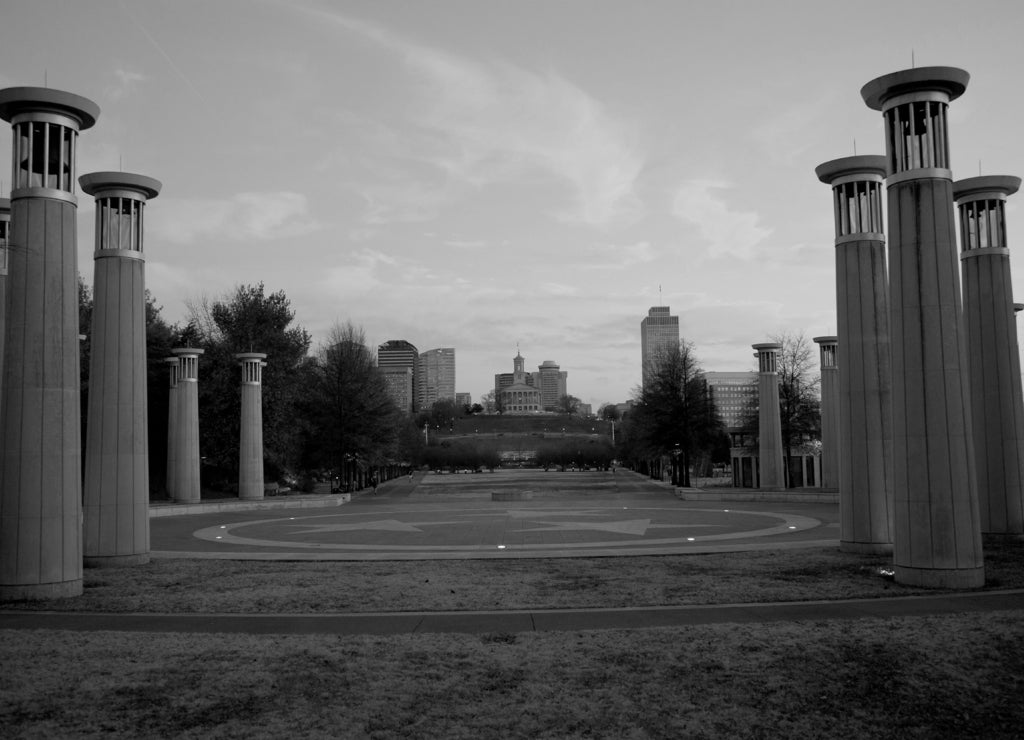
[3,1,1024,409]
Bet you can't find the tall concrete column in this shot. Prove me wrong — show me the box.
[0,87,99,601]
[862,67,984,588]
[164,357,179,499]
[955,175,1024,539]
[0,197,9,407]
[171,347,204,503]
[80,172,161,566]
[236,352,267,500]
[815,156,894,553]
[753,343,785,489]
[813,336,839,490]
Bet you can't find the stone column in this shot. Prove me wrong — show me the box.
[753,343,785,489]
[165,357,179,500]
[815,156,894,553]
[171,347,204,503]
[813,336,839,490]
[236,353,267,500]
[0,87,99,601]
[0,197,9,409]
[955,175,1024,539]
[862,67,984,588]
[80,172,161,566]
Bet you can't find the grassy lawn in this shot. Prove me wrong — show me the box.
[3,542,1024,737]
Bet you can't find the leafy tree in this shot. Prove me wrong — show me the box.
[598,403,621,421]
[626,342,722,486]
[299,321,403,489]
[187,283,312,487]
[557,394,581,415]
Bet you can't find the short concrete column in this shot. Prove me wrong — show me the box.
[815,156,894,553]
[955,175,1024,539]
[164,358,179,499]
[171,347,204,503]
[236,353,267,500]
[753,343,785,489]
[0,87,99,601]
[80,172,161,567]
[862,66,984,588]
[813,336,839,490]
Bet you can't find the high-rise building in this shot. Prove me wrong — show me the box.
[417,347,455,409]
[378,340,418,413]
[705,371,758,430]
[641,306,679,390]
[536,360,567,411]
[455,392,472,408]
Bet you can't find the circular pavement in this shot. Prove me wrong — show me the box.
[151,470,840,560]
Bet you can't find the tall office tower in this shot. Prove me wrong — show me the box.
[814,337,839,490]
[704,371,758,430]
[170,347,204,503]
[753,343,785,489]
[0,87,99,601]
[641,306,679,391]
[955,176,1024,538]
[378,340,418,412]
[816,155,894,553]
[80,171,162,566]
[417,347,455,410]
[455,392,472,408]
[537,360,567,410]
[862,66,983,587]
[236,353,267,501]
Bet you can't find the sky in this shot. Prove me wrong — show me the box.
[3,0,1024,411]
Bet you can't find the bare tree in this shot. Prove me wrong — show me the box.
[773,331,822,487]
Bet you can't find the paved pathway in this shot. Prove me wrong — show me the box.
[2,590,1022,635]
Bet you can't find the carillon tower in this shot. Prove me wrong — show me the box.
[236,352,267,500]
[753,342,784,489]
[954,175,1024,539]
[861,67,983,587]
[170,347,204,503]
[815,155,894,553]
[0,87,100,600]
[80,171,162,566]
[165,357,180,499]
[813,336,839,490]
[0,197,9,398]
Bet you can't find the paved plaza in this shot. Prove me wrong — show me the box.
[151,469,840,560]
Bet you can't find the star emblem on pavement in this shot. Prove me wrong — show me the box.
[288,519,462,534]
[514,519,718,537]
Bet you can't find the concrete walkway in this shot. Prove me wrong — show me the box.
[2,590,1022,635]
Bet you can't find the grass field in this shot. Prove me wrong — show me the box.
[3,542,1024,738]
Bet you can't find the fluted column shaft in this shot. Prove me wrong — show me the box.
[955,176,1024,538]
[816,156,894,553]
[753,343,784,489]
[0,87,99,601]
[237,353,267,500]
[171,348,203,503]
[862,67,984,588]
[81,172,161,566]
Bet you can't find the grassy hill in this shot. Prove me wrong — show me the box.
[435,414,615,440]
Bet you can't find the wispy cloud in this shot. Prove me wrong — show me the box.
[583,240,657,269]
[148,192,319,243]
[105,68,146,101]
[671,180,771,259]
[307,10,645,228]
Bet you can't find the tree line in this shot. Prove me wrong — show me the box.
[79,281,426,496]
